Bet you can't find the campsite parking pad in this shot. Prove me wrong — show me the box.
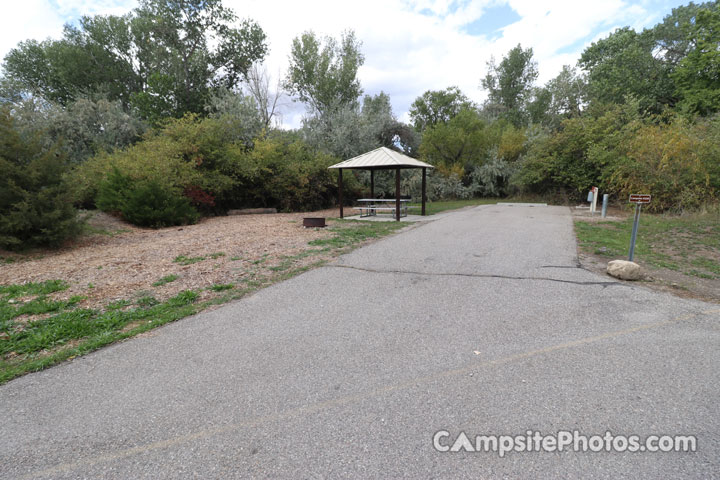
[1,205,718,478]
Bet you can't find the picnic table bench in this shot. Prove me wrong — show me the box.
[353,198,417,218]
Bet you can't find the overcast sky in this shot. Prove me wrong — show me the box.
[0,0,689,128]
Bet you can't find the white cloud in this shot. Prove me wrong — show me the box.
[1,0,685,129]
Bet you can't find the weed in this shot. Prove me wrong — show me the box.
[251,254,270,265]
[137,296,159,308]
[152,274,179,287]
[173,255,206,265]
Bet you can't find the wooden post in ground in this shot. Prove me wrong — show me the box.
[421,167,427,216]
[338,168,344,219]
[395,168,401,222]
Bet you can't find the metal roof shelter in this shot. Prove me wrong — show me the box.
[328,147,434,221]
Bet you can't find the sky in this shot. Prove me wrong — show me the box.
[0,0,691,128]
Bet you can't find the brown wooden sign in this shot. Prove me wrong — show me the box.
[629,194,651,204]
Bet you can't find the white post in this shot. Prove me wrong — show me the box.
[590,187,599,215]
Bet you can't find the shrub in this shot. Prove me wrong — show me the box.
[0,109,82,250]
[77,115,340,213]
[97,168,198,228]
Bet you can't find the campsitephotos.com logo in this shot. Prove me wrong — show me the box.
[433,430,697,457]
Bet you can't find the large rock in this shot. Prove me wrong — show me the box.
[607,260,643,280]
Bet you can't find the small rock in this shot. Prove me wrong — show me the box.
[607,260,643,280]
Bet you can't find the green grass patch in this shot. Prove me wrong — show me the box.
[209,252,225,259]
[173,254,206,265]
[152,274,179,287]
[574,211,720,281]
[309,220,406,249]
[0,280,69,299]
[209,283,234,292]
[0,289,200,384]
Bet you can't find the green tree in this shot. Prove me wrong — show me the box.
[9,96,146,165]
[672,6,720,115]
[0,109,81,249]
[2,0,268,121]
[481,44,538,127]
[419,108,489,172]
[651,1,719,68]
[409,86,475,131]
[579,27,674,113]
[285,30,365,117]
[528,66,587,128]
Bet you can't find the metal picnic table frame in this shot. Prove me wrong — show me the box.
[354,199,413,218]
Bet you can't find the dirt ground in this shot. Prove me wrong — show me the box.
[572,206,720,304]
[0,209,343,310]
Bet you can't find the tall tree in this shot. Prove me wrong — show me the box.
[481,44,538,127]
[528,66,587,127]
[579,27,674,113]
[2,0,268,122]
[419,108,489,169]
[409,86,475,132]
[671,6,720,115]
[245,64,285,128]
[285,30,365,118]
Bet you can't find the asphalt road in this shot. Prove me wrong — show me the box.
[2,204,719,479]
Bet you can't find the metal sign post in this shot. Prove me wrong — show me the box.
[628,194,651,261]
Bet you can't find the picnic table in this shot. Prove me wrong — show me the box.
[354,198,415,218]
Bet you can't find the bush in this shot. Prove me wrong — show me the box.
[77,115,340,213]
[0,109,81,249]
[97,168,198,227]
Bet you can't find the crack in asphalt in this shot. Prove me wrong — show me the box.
[329,264,626,287]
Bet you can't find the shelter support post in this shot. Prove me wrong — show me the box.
[395,168,401,222]
[370,169,374,198]
[338,168,343,219]
[421,167,427,216]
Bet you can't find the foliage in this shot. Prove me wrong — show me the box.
[285,30,365,117]
[409,87,475,131]
[514,103,720,211]
[97,168,199,227]
[205,88,265,147]
[2,0,268,121]
[580,27,674,114]
[301,92,416,160]
[672,6,720,115]
[419,108,489,171]
[75,114,246,208]
[470,152,516,197]
[605,117,718,212]
[8,96,146,165]
[0,109,81,250]
[481,44,538,127]
[82,114,341,215]
[528,66,587,128]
